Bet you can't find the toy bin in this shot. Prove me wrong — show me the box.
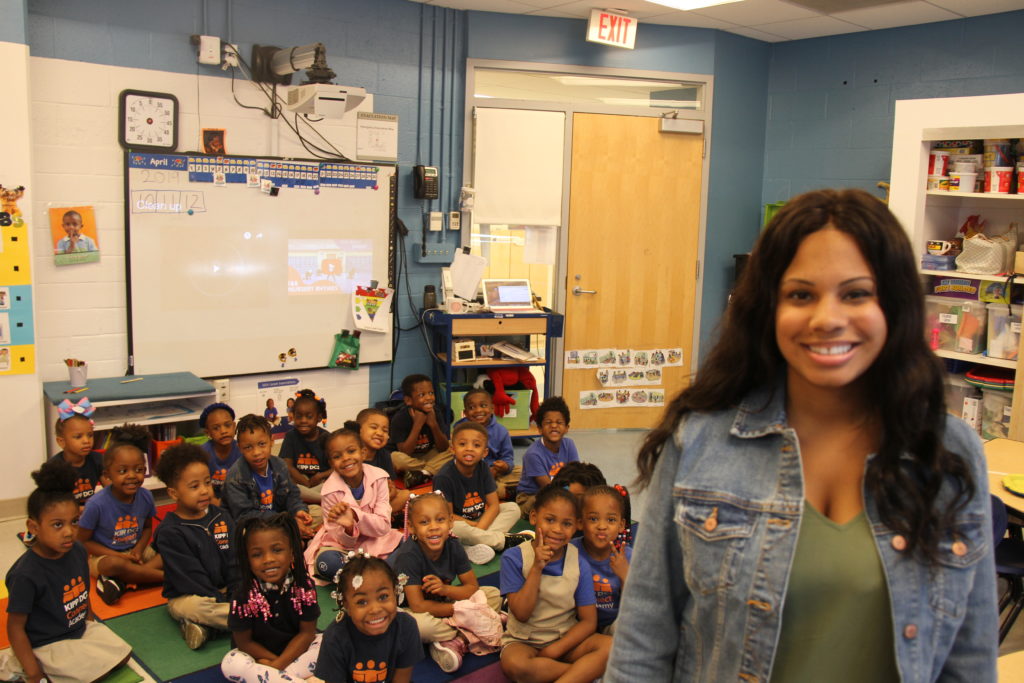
[981,388,1013,440]
[987,303,1022,360]
[924,296,987,355]
[944,375,982,434]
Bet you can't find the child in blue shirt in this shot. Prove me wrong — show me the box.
[2,460,131,683]
[388,374,452,488]
[456,387,520,500]
[199,402,242,505]
[55,210,97,253]
[279,390,331,505]
[570,485,632,633]
[154,442,239,650]
[516,396,580,516]
[78,443,163,605]
[500,485,610,681]
[47,413,103,507]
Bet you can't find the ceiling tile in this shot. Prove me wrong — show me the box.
[528,0,674,18]
[832,1,960,29]
[644,11,741,29]
[925,0,1024,16]
[724,24,790,41]
[688,0,822,25]
[422,0,538,11]
[754,14,867,39]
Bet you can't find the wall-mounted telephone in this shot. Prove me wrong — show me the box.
[413,165,439,199]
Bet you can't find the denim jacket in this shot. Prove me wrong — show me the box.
[222,455,307,524]
[607,384,997,683]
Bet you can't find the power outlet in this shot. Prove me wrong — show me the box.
[449,211,461,230]
[415,243,456,263]
[223,43,239,68]
[212,378,230,403]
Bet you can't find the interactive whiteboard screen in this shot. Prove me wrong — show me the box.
[125,153,394,377]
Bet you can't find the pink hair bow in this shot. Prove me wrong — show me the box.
[58,397,94,421]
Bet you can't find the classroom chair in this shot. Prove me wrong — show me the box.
[992,495,1024,643]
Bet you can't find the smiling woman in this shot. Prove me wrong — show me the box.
[607,189,998,682]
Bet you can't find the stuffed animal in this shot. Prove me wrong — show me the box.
[475,367,540,422]
[0,185,25,226]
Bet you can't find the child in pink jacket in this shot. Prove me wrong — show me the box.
[304,426,403,583]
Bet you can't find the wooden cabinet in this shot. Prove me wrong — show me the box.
[889,94,1024,439]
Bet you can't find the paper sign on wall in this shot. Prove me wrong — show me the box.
[352,285,393,333]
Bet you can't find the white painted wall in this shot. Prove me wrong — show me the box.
[7,57,381,503]
[0,40,45,506]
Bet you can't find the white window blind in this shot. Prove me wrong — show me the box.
[472,107,564,226]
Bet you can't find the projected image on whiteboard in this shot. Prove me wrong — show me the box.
[287,239,372,295]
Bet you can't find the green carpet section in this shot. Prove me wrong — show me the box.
[103,665,143,683]
[104,607,231,681]
[471,518,533,578]
[316,585,343,630]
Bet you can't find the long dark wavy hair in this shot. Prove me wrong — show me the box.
[636,188,974,563]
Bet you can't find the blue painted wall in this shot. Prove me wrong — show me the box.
[762,9,1024,206]
[25,0,463,401]
[466,12,770,357]
[0,0,26,44]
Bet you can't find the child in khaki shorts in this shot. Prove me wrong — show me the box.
[388,374,453,488]
[154,443,239,649]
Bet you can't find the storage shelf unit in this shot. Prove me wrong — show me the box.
[43,372,216,490]
[423,309,564,437]
[889,94,1024,439]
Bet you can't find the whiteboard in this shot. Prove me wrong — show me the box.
[125,152,394,377]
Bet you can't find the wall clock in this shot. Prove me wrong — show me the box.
[118,89,179,152]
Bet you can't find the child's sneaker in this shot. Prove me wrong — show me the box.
[180,619,210,650]
[403,469,431,489]
[502,531,536,551]
[95,575,126,605]
[430,636,467,673]
[15,531,34,548]
[465,543,495,565]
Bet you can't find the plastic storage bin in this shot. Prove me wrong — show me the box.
[982,388,1013,439]
[987,303,1022,360]
[925,296,987,354]
[945,375,982,434]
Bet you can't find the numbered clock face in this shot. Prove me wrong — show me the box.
[118,90,178,152]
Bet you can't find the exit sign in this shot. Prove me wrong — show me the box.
[586,9,637,50]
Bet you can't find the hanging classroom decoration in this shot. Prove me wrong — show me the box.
[352,284,393,333]
[0,183,36,375]
[49,205,100,266]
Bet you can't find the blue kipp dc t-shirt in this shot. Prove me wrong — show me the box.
[79,486,157,551]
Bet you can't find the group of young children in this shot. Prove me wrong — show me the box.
[3,372,633,683]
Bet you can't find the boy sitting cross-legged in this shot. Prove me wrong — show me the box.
[434,422,533,565]
[154,443,239,650]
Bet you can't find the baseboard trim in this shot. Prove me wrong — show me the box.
[0,497,26,522]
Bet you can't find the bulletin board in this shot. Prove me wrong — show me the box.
[124,152,395,378]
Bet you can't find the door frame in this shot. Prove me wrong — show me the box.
[462,59,714,394]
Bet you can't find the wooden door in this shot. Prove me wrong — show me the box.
[563,113,703,430]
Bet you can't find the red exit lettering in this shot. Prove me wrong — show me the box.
[599,13,633,45]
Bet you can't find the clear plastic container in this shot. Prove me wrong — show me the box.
[987,303,1022,360]
[924,296,988,354]
[945,375,982,434]
[982,388,1013,439]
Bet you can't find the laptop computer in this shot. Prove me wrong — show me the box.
[482,278,535,312]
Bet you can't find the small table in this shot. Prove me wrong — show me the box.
[986,438,1024,517]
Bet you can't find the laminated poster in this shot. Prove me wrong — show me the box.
[580,388,666,409]
[50,205,99,266]
[597,366,662,387]
[567,347,683,369]
[352,285,393,333]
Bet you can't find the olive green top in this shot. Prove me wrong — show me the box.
[769,501,900,683]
